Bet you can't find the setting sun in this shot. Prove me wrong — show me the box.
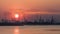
[15,14,19,18]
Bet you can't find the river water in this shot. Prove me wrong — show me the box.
[0,25,60,34]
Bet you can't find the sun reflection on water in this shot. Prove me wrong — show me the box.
[14,27,19,34]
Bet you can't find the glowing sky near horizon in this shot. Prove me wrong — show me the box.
[0,0,60,19]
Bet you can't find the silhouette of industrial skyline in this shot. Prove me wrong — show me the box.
[0,16,60,26]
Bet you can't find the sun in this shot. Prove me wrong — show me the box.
[15,14,19,18]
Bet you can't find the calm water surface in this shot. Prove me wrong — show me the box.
[0,25,60,34]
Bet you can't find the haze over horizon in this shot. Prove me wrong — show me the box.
[0,0,60,22]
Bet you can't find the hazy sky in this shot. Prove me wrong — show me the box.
[0,0,60,21]
[0,0,60,14]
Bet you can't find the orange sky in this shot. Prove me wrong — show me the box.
[0,0,60,18]
[0,0,60,12]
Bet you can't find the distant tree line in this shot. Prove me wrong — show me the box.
[0,16,60,26]
[24,16,55,25]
